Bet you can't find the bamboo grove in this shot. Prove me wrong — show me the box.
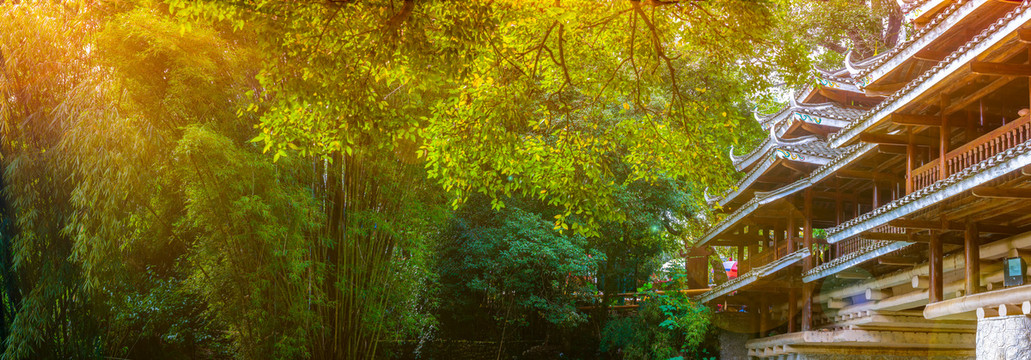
[0,0,899,359]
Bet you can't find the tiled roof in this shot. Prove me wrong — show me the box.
[735,103,864,171]
[796,106,866,122]
[830,2,1031,148]
[784,140,843,159]
[715,140,844,207]
[852,0,972,80]
[696,247,811,303]
[828,137,1031,242]
[697,143,874,246]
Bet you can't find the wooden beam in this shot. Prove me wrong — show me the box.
[913,48,948,62]
[1018,28,1031,44]
[1023,165,1031,176]
[798,121,834,137]
[864,82,907,96]
[835,169,900,183]
[878,256,920,266]
[943,75,1015,115]
[811,190,859,202]
[835,269,870,280]
[877,144,907,154]
[888,219,1018,235]
[755,174,800,184]
[971,186,1031,199]
[860,133,936,147]
[891,113,941,127]
[780,160,816,175]
[970,61,1031,76]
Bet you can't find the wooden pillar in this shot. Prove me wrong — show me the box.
[802,282,815,331]
[788,288,798,333]
[777,221,788,258]
[737,245,747,273]
[758,297,769,336]
[748,242,757,271]
[802,189,814,331]
[803,190,813,261]
[752,299,762,336]
[965,221,980,296]
[941,96,950,180]
[835,178,843,225]
[872,181,880,208]
[906,126,915,193]
[930,231,944,303]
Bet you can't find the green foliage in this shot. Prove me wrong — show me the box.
[599,272,715,360]
[166,0,829,237]
[435,195,603,338]
[0,0,896,358]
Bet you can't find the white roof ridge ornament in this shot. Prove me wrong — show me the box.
[844,49,861,76]
[703,187,720,205]
[729,145,746,164]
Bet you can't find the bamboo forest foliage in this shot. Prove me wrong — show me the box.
[0,0,892,359]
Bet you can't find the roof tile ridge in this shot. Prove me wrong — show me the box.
[830,2,1031,145]
[828,137,1031,235]
[854,0,971,79]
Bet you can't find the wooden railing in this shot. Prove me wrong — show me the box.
[912,161,939,192]
[833,225,904,259]
[834,237,877,258]
[910,114,1031,193]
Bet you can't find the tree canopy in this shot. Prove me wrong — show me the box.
[0,0,898,358]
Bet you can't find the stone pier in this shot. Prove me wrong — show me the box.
[977,315,1031,359]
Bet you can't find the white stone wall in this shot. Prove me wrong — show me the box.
[793,355,971,360]
[977,315,1031,360]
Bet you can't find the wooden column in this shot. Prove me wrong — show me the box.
[835,178,843,225]
[752,299,762,336]
[748,242,757,272]
[906,126,916,194]
[872,181,880,208]
[777,221,788,258]
[758,297,769,336]
[737,245,747,273]
[802,189,814,331]
[965,221,980,295]
[788,288,798,332]
[802,282,815,331]
[803,190,813,261]
[929,230,944,303]
[940,95,951,180]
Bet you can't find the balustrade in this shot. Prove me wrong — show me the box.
[832,225,904,260]
[909,114,1031,194]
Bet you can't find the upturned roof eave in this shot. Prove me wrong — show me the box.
[859,0,992,89]
[831,3,1031,148]
[696,247,811,303]
[695,143,876,248]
